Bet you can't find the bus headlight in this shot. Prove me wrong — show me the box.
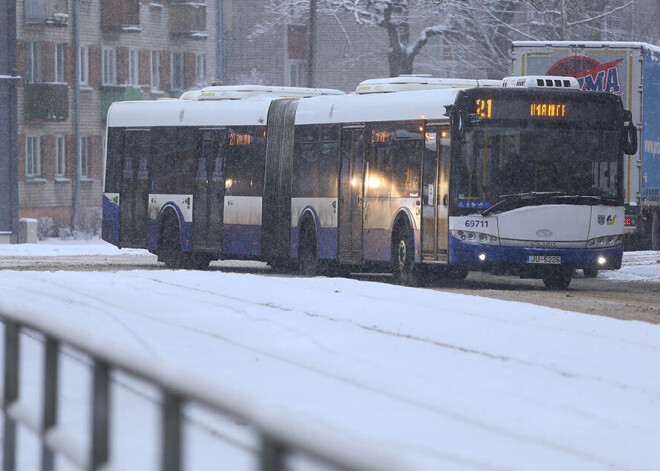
[451,230,499,246]
[598,256,607,265]
[587,235,623,248]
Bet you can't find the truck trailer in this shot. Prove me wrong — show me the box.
[512,41,660,250]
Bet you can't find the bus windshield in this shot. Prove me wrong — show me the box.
[452,125,622,212]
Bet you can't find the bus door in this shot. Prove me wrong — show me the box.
[338,126,365,263]
[193,129,226,250]
[119,129,150,248]
[422,125,450,262]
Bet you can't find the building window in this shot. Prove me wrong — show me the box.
[79,136,89,178]
[56,135,66,177]
[195,53,206,85]
[25,41,40,83]
[102,46,116,85]
[55,43,65,83]
[26,136,41,177]
[289,62,304,87]
[128,49,139,86]
[171,52,183,90]
[79,45,88,85]
[151,50,160,91]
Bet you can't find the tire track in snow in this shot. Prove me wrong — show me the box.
[144,275,660,399]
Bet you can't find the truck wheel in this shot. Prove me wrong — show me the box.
[652,211,660,251]
[543,269,572,289]
[391,223,418,286]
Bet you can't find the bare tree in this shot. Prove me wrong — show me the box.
[257,0,656,82]
[258,0,454,77]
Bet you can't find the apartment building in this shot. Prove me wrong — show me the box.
[14,0,443,234]
[16,0,218,233]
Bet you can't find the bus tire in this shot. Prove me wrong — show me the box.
[180,253,212,270]
[583,267,598,278]
[391,223,417,286]
[543,269,572,289]
[652,211,660,251]
[159,211,182,269]
[298,219,319,277]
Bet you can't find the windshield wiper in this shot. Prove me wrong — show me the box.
[482,192,566,216]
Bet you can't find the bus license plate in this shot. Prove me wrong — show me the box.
[526,255,561,264]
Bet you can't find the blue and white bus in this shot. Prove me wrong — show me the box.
[103,77,637,288]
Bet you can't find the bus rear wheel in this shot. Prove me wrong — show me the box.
[298,221,318,277]
[391,225,417,286]
[159,214,182,269]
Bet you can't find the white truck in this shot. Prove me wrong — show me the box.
[512,41,660,250]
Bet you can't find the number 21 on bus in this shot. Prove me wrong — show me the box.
[475,99,492,119]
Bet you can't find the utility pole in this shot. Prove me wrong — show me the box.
[71,0,81,231]
[306,0,317,88]
[0,0,19,243]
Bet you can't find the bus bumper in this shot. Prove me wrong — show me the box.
[448,236,623,273]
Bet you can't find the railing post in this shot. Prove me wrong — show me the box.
[260,435,285,471]
[90,359,110,470]
[161,391,182,471]
[2,322,19,471]
[41,337,59,471]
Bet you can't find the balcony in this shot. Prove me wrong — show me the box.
[101,86,142,121]
[23,83,68,121]
[101,0,140,31]
[169,3,207,38]
[25,0,69,26]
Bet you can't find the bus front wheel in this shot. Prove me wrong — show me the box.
[543,269,572,289]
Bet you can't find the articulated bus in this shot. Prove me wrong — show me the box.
[103,77,637,288]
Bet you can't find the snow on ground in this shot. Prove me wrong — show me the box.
[0,237,150,257]
[0,239,659,471]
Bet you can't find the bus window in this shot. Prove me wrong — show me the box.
[366,125,395,198]
[151,127,196,194]
[392,123,423,198]
[105,128,124,193]
[292,124,340,198]
[224,127,266,196]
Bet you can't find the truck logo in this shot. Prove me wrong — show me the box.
[547,56,624,95]
[645,139,660,156]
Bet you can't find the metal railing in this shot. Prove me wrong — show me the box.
[0,303,401,471]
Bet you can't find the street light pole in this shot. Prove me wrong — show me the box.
[0,0,19,243]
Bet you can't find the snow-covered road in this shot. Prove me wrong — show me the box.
[0,240,659,470]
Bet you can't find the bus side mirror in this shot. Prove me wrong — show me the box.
[451,112,465,140]
[622,123,638,155]
[444,104,465,140]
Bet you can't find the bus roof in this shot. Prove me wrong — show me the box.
[294,88,462,125]
[355,76,502,94]
[183,84,345,101]
[106,98,275,128]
